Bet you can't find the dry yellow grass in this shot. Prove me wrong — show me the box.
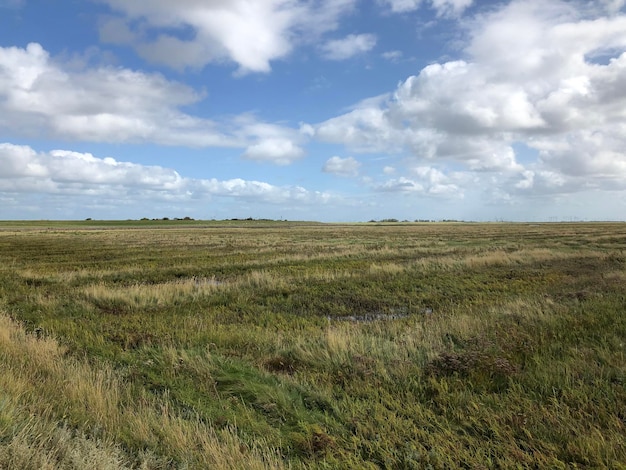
[0,312,286,469]
[460,248,603,268]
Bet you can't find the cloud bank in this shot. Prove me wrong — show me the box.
[0,143,332,216]
[0,43,306,165]
[314,0,626,202]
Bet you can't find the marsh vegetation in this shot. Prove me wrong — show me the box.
[1,221,625,468]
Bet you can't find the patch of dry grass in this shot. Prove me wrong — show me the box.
[0,313,286,469]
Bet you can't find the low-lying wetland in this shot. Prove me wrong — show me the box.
[1,221,625,468]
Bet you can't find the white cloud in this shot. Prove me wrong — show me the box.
[237,115,308,165]
[243,139,305,165]
[376,176,424,193]
[381,0,420,12]
[374,166,461,197]
[315,105,403,153]
[320,33,377,60]
[0,43,309,164]
[528,127,626,190]
[391,60,545,134]
[323,156,361,176]
[382,50,403,61]
[0,143,181,190]
[0,143,331,208]
[381,0,473,16]
[98,0,357,73]
[429,0,473,17]
[410,166,461,196]
[0,43,234,146]
[299,123,316,137]
[313,0,626,199]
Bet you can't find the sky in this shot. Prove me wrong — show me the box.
[1,0,626,222]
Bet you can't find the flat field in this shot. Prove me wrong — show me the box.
[0,221,625,468]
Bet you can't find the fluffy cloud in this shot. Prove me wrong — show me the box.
[315,100,403,153]
[237,116,308,165]
[323,156,361,176]
[320,34,377,60]
[0,43,308,164]
[391,60,545,134]
[243,139,305,165]
[314,0,626,198]
[98,0,357,73]
[375,166,461,197]
[376,176,424,193]
[0,43,233,145]
[0,143,332,217]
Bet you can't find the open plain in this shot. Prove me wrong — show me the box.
[0,220,625,468]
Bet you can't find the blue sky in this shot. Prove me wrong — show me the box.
[1,0,626,221]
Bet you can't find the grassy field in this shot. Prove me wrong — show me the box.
[0,220,625,469]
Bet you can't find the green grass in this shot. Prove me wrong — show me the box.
[1,221,625,468]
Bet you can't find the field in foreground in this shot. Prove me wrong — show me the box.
[0,221,625,469]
